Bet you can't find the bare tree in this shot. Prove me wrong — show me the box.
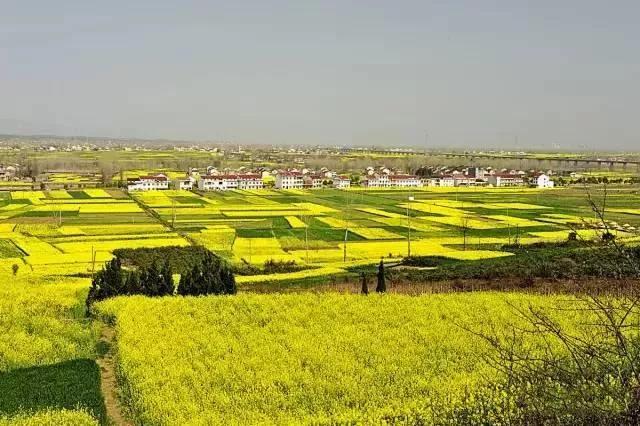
[455,184,640,424]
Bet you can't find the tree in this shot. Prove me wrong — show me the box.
[123,270,141,295]
[178,252,236,296]
[458,184,640,423]
[11,264,19,276]
[376,260,386,293]
[361,272,369,295]
[140,262,161,297]
[86,257,125,312]
[158,261,175,296]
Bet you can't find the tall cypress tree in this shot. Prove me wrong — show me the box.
[103,257,124,297]
[141,262,161,297]
[361,272,369,295]
[86,257,125,312]
[376,260,386,293]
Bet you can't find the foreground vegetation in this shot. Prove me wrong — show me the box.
[96,292,585,425]
[0,278,103,424]
[1,184,639,424]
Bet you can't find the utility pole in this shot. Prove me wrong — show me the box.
[507,207,511,245]
[172,199,176,228]
[91,246,96,280]
[304,215,309,265]
[407,195,414,257]
[343,192,350,263]
[343,228,348,263]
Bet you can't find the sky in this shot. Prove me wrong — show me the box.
[1,1,639,150]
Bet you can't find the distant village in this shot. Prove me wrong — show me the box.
[125,166,560,192]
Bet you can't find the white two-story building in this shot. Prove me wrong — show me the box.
[275,172,304,189]
[126,174,169,191]
[535,173,555,188]
[389,174,422,187]
[199,174,264,191]
[333,175,351,189]
[237,174,264,190]
[487,174,525,187]
[173,176,195,190]
[303,174,324,189]
[363,174,391,188]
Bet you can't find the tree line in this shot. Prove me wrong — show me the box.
[86,251,236,310]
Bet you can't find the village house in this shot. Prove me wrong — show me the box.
[127,174,169,191]
[237,174,264,190]
[425,175,455,187]
[199,175,235,191]
[173,176,195,190]
[453,176,476,187]
[363,173,391,188]
[440,176,456,187]
[198,174,264,191]
[487,174,525,187]
[0,166,17,181]
[303,174,324,189]
[422,177,440,187]
[333,175,351,189]
[389,174,422,187]
[534,173,555,188]
[275,171,304,189]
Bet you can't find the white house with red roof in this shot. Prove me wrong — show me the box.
[388,174,422,187]
[487,173,525,187]
[199,174,264,191]
[126,174,169,191]
[333,175,351,189]
[237,174,264,190]
[275,171,304,189]
[303,174,324,189]
[363,173,390,188]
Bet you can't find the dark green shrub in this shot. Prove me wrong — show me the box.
[178,251,236,296]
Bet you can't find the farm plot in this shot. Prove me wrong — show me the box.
[0,187,636,282]
[0,190,178,277]
[609,208,640,216]
[0,278,103,424]
[348,227,404,240]
[95,292,572,425]
[284,216,307,228]
[232,237,297,264]
[188,227,236,253]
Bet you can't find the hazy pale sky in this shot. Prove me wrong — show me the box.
[1,1,639,150]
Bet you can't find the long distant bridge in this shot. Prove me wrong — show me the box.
[341,149,640,170]
[437,152,640,170]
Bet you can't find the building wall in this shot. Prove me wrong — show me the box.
[275,174,303,189]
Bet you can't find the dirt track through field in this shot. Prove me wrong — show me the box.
[97,325,133,426]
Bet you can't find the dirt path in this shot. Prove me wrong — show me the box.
[97,325,133,426]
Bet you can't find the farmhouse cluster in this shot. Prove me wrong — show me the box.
[126,165,557,191]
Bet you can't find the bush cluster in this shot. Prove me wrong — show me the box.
[177,251,236,296]
[396,244,640,282]
[86,251,236,310]
[234,259,311,276]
